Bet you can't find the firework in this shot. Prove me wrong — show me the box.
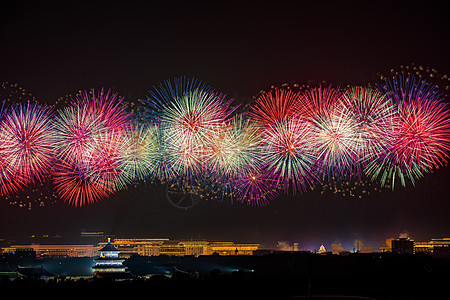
[0,103,24,196]
[0,103,55,185]
[206,115,260,177]
[52,157,114,207]
[144,78,235,187]
[338,86,397,174]
[2,72,449,206]
[298,86,359,180]
[52,89,131,205]
[54,89,130,162]
[144,77,212,124]
[118,121,160,185]
[250,89,300,126]
[202,114,263,201]
[260,117,318,193]
[233,167,279,206]
[295,85,339,121]
[367,75,450,187]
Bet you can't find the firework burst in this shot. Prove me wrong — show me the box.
[144,78,235,188]
[250,89,300,126]
[0,103,55,186]
[298,86,359,180]
[339,86,397,174]
[260,117,318,193]
[233,167,279,206]
[52,89,131,206]
[118,121,160,185]
[202,114,262,201]
[52,157,115,207]
[367,75,450,187]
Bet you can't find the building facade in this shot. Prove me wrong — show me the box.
[2,238,260,258]
[98,239,259,257]
[414,237,450,256]
[2,244,99,257]
[392,238,414,254]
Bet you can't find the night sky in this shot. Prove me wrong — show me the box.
[0,1,449,250]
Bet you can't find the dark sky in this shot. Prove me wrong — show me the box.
[0,0,449,250]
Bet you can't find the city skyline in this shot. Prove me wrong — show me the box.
[1,1,450,251]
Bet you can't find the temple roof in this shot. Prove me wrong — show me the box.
[99,242,120,252]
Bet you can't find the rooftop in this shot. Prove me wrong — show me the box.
[99,242,120,252]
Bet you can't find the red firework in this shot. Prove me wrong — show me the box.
[52,158,114,207]
[250,89,301,126]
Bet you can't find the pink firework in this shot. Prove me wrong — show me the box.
[52,89,131,206]
[0,150,25,196]
[0,103,55,187]
[54,89,130,162]
[233,167,279,206]
[367,75,450,187]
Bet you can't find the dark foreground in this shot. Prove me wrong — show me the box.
[1,252,449,299]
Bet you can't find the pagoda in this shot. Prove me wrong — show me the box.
[318,243,327,254]
[92,239,132,279]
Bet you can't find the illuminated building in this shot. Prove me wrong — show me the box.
[318,244,327,254]
[414,237,450,256]
[391,238,414,254]
[92,238,131,278]
[98,239,259,257]
[106,238,169,258]
[2,238,260,258]
[205,242,259,256]
[2,244,99,257]
[183,240,209,256]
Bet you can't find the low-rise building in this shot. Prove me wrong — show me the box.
[98,239,259,257]
[414,237,450,256]
[392,238,414,255]
[2,238,260,258]
[2,244,99,257]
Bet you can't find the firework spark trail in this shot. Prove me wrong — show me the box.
[54,89,130,162]
[296,86,360,180]
[2,73,450,207]
[144,77,212,124]
[367,74,450,188]
[250,89,300,126]
[260,117,318,194]
[52,157,113,207]
[338,86,397,176]
[52,89,131,206]
[144,78,235,189]
[233,167,279,206]
[202,114,263,201]
[0,103,55,185]
[295,85,339,121]
[0,103,25,196]
[118,122,160,185]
